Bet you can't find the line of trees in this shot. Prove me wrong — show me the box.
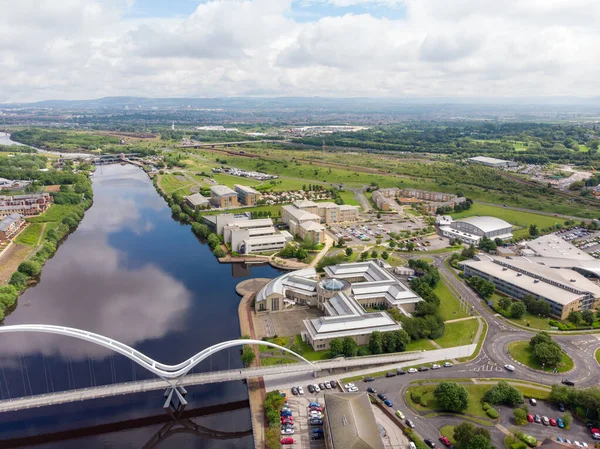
[550,384,600,425]
[466,275,495,299]
[368,330,411,355]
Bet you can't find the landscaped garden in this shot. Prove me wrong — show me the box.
[507,337,574,373]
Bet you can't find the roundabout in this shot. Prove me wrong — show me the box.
[507,340,574,373]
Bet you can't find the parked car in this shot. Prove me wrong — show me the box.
[364,377,375,382]
[527,414,534,423]
[582,442,589,447]
[590,428,600,436]
[407,368,418,374]
[558,403,565,412]
[281,410,292,417]
[319,383,326,390]
[291,387,298,395]
[312,428,324,435]
[557,418,564,428]
[405,419,415,428]
[308,384,315,393]
[424,439,436,448]
[324,382,332,389]
[386,372,397,378]
[504,364,515,372]
[574,442,582,447]
[310,419,323,426]
[439,436,451,447]
[309,402,321,408]
[431,364,441,370]
[314,384,321,393]
[443,361,453,367]
[562,379,575,386]
[418,366,429,372]
[367,387,377,394]
[396,410,405,419]
[550,418,557,427]
[298,386,304,395]
[329,380,337,388]
[565,440,572,445]
[281,428,294,435]
[542,416,550,426]
[397,369,406,375]
[311,433,324,440]
[529,398,537,406]
[281,437,294,445]
[558,438,564,443]
[384,399,393,407]
[377,393,387,401]
[535,415,541,424]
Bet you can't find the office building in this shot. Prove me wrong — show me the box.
[209,185,239,208]
[234,184,262,206]
[461,255,600,319]
[184,193,210,210]
[438,216,513,244]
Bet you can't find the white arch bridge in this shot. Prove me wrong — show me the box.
[0,324,426,413]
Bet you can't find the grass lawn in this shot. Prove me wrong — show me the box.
[210,172,264,188]
[405,383,493,418]
[202,204,282,218]
[440,425,456,444]
[406,339,438,351]
[490,294,553,330]
[451,203,567,239]
[260,357,297,366]
[258,336,291,353]
[434,318,479,348]
[507,340,574,373]
[596,348,600,366]
[458,319,488,363]
[159,174,193,194]
[436,281,469,321]
[28,204,79,223]
[339,190,360,206]
[14,223,44,246]
[292,335,332,361]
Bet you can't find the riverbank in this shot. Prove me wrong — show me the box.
[237,278,271,449]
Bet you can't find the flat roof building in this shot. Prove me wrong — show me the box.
[438,216,513,244]
[323,393,385,449]
[256,261,422,350]
[234,184,262,206]
[461,255,600,319]
[184,193,210,210]
[468,156,518,168]
[210,185,239,208]
[525,235,594,260]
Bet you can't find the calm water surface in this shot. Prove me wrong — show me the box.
[0,164,280,448]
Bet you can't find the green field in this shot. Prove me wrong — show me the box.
[596,348,600,366]
[14,223,44,246]
[338,190,360,206]
[507,340,574,373]
[451,203,567,239]
[434,318,479,348]
[440,425,456,444]
[159,174,193,194]
[27,204,80,224]
[435,280,469,321]
[490,294,553,330]
[202,204,282,217]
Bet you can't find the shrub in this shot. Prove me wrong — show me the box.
[411,389,423,404]
[213,247,226,258]
[485,407,499,419]
[482,402,490,411]
[510,442,528,449]
[9,271,28,288]
[18,260,41,277]
[516,432,537,448]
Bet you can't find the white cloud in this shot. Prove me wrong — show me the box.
[0,0,599,101]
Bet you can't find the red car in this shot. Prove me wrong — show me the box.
[591,428,600,435]
[309,406,323,412]
[439,436,451,447]
[281,416,295,424]
[549,418,557,427]
[281,437,294,445]
[527,414,534,423]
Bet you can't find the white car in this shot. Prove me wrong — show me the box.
[504,364,515,372]
[431,364,441,370]
[281,428,294,435]
[443,362,453,367]
[407,368,418,373]
[348,386,359,392]
[298,386,304,395]
[345,383,356,391]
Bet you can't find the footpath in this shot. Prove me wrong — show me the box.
[237,278,270,449]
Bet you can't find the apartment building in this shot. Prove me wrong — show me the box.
[0,213,25,242]
[0,193,52,218]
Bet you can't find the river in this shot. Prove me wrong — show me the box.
[0,164,280,448]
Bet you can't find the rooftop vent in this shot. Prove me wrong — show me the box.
[534,279,540,283]
[570,279,576,283]
[517,273,522,277]
[502,267,508,271]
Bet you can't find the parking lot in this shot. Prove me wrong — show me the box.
[554,227,600,258]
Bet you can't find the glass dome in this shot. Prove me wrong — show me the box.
[320,278,346,291]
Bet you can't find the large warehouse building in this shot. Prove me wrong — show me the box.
[437,216,513,244]
[461,255,600,319]
[468,156,518,168]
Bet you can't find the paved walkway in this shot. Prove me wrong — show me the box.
[309,234,334,268]
[373,406,410,449]
[445,316,479,324]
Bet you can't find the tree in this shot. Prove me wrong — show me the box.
[382,332,397,353]
[568,310,582,325]
[213,247,226,258]
[454,423,492,449]
[18,260,41,277]
[341,336,358,357]
[345,247,353,257]
[240,345,255,367]
[498,296,512,311]
[582,309,595,326]
[360,251,368,261]
[454,422,476,449]
[406,241,415,252]
[389,240,396,248]
[377,212,382,219]
[381,250,389,260]
[483,381,523,406]
[338,237,345,247]
[563,411,573,429]
[529,331,553,348]
[533,342,563,367]
[514,408,528,425]
[394,330,410,352]
[370,250,378,258]
[329,338,343,356]
[529,224,540,238]
[461,244,476,259]
[478,236,497,253]
[9,271,28,288]
[369,331,383,355]
[509,301,526,319]
[434,381,469,412]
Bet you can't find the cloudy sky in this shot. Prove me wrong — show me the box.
[1,0,599,102]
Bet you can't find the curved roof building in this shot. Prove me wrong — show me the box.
[438,215,513,244]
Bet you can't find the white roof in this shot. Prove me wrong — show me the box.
[184,193,209,205]
[282,205,321,222]
[468,156,512,164]
[256,268,318,303]
[293,199,317,208]
[526,235,594,260]
[227,218,273,229]
[210,185,237,196]
[455,216,512,233]
[234,184,260,194]
[245,234,288,245]
[300,221,325,232]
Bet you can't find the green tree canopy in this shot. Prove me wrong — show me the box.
[434,381,469,412]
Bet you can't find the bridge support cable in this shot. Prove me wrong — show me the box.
[0,357,11,399]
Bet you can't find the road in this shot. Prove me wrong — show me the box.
[350,187,372,212]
